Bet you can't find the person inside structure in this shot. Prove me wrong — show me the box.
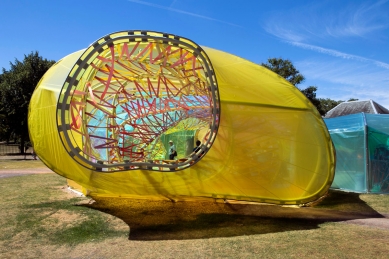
[169,140,177,160]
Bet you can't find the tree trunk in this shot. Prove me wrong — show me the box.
[20,136,25,154]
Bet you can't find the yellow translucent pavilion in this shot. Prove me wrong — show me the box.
[28,30,335,205]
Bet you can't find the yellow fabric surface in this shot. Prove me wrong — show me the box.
[28,46,335,205]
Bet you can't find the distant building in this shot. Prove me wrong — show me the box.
[324,99,389,118]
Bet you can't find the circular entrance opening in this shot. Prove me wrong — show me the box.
[57,31,220,172]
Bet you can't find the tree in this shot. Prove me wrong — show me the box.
[318,98,343,116]
[261,58,305,86]
[0,74,7,140]
[0,52,55,153]
[299,86,324,114]
[0,71,13,142]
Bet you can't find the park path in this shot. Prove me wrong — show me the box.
[0,167,53,178]
[0,155,53,178]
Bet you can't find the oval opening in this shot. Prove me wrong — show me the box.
[57,31,220,172]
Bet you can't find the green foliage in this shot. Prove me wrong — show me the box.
[300,87,345,116]
[261,58,305,86]
[318,98,344,116]
[0,113,9,141]
[299,86,322,113]
[0,52,55,152]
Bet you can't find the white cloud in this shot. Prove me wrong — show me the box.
[297,59,389,106]
[264,0,389,41]
[298,59,388,86]
[127,0,243,28]
[291,42,389,70]
[322,0,389,38]
[263,0,389,107]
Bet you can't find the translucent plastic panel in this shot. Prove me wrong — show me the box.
[325,113,389,193]
[324,113,367,192]
[366,114,389,193]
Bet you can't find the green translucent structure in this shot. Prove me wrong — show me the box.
[325,113,389,193]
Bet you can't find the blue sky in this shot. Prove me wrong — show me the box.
[1,0,388,107]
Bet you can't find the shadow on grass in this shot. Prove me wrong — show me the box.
[80,190,384,241]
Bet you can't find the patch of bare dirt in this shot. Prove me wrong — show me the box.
[342,215,389,230]
[39,209,89,231]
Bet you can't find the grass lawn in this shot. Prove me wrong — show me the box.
[0,159,389,258]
